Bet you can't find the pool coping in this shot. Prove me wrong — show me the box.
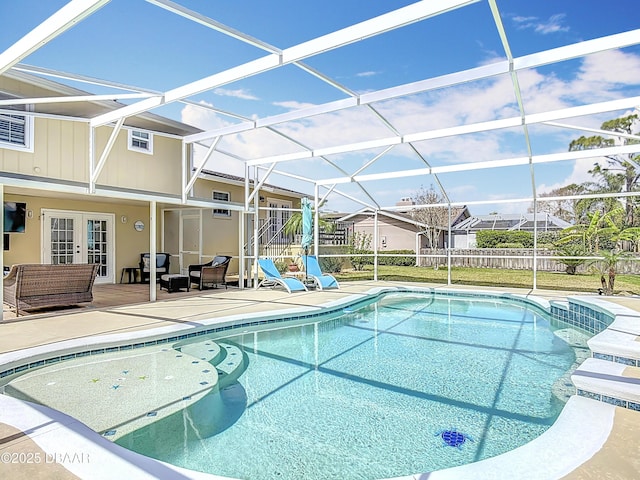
[1,285,638,479]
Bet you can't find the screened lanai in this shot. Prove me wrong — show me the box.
[1,0,640,291]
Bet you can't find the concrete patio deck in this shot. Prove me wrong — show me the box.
[1,281,639,479]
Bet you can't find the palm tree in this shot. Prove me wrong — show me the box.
[588,249,630,295]
[557,207,630,253]
[283,203,334,237]
[554,243,588,275]
[557,206,640,285]
[556,209,610,253]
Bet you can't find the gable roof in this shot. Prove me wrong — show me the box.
[199,169,305,198]
[0,70,201,137]
[338,205,470,229]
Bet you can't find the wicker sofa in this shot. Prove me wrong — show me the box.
[3,263,99,316]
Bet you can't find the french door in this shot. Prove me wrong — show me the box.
[42,209,115,284]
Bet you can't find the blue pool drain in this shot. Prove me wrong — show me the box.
[437,429,473,449]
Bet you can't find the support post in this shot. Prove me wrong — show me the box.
[150,200,157,301]
[0,184,3,321]
[373,210,379,281]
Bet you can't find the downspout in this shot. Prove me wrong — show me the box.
[415,229,428,267]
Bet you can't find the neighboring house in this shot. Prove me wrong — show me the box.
[451,213,571,248]
[0,70,302,284]
[339,204,470,251]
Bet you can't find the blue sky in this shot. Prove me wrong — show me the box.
[1,0,639,214]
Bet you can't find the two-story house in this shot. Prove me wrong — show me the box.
[1,70,302,286]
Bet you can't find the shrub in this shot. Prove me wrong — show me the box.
[495,243,525,248]
[319,256,343,273]
[554,244,589,275]
[348,231,373,271]
[537,231,560,245]
[476,230,534,248]
[378,250,415,266]
[274,260,288,274]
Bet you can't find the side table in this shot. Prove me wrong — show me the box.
[120,266,139,284]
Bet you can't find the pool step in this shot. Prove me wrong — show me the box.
[571,358,640,409]
[173,338,248,388]
[586,306,640,364]
[176,339,224,364]
[588,328,640,367]
[214,342,248,387]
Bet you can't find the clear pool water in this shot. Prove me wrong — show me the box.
[118,293,588,479]
[5,292,590,480]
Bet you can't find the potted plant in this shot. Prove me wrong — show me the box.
[287,258,299,272]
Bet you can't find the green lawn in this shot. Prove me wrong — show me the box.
[334,265,640,295]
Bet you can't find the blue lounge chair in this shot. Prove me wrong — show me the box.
[257,259,308,293]
[301,255,340,290]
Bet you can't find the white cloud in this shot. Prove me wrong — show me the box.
[535,14,569,34]
[536,158,599,194]
[356,71,379,77]
[577,50,640,91]
[182,48,640,211]
[180,101,246,176]
[272,100,315,110]
[511,15,536,23]
[511,13,569,34]
[213,87,258,100]
[181,100,230,131]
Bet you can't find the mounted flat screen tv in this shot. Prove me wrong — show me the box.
[4,202,27,233]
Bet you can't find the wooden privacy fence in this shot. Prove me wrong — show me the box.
[418,248,640,274]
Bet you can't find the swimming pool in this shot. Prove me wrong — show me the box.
[3,291,590,479]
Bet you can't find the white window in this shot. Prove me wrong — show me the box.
[212,190,231,217]
[128,129,153,154]
[0,98,34,153]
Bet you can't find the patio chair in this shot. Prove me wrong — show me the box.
[139,253,171,283]
[301,255,340,290]
[188,255,231,290]
[257,258,308,293]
